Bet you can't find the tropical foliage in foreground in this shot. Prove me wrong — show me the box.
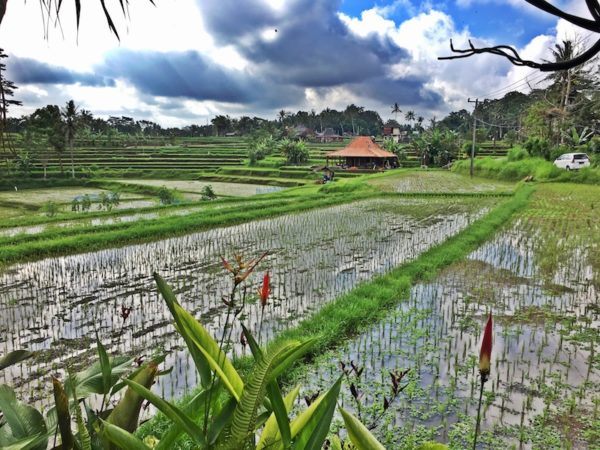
[0,256,416,449]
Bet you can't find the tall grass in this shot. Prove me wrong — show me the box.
[452,156,600,184]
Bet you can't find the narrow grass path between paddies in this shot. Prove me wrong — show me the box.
[0,194,288,230]
[138,185,534,442]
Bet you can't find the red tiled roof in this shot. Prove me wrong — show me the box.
[326,136,397,158]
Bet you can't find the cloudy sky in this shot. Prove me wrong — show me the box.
[0,0,593,126]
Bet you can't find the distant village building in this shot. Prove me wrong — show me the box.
[383,119,414,143]
[326,136,398,169]
[315,127,343,143]
[382,120,402,143]
[291,124,315,139]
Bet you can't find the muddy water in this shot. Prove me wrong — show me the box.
[296,224,598,448]
[0,197,492,407]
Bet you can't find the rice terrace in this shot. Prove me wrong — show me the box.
[0,1,599,449]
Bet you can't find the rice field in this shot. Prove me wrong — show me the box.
[0,196,496,407]
[110,179,285,197]
[369,170,516,194]
[289,183,599,449]
[0,187,143,207]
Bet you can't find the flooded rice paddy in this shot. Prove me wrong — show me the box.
[0,196,494,407]
[0,187,144,208]
[369,171,515,194]
[111,179,286,198]
[292,204,598,448]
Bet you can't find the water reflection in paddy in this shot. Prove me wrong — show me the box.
[0,197,494,406]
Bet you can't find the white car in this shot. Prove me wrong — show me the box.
[553,153,591,170]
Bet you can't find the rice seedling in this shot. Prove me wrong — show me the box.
[0,196,494,410]
[285,183,599,448]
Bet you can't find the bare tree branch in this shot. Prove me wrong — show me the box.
[438,0,600,72]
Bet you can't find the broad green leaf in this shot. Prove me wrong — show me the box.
[106,362,158,433]
[155,385,219,450]
[52,377,74,450]
[291,376,342,450]
[64,356,133,398]
[192,341,242,402]
[329,435,343,450]
[96,339,112,396]
[265,382,291,448]
[0,351,33,371]
[257,385,300,450]
[0,434,46,450]
[241,324,262,360]
[223,341,302,449]
[269,339,315,381]
[122,380,206,446]
[339,407,385,450]
[0,384,47,450]
[207,397,237,444]
[154,273,212,387]
[175,301,244,400]
[100,421,151,450]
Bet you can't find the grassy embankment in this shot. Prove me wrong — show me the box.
[0,184,382,265]
[452,154,600,184]
[1,171,517,265]
[139,184,534,442]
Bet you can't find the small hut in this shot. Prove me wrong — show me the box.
[326,136,398,169]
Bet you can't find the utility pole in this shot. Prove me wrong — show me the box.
[468,98,479,178]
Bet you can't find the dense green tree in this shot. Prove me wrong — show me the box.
[211,115,232,136]
[0,49,22,157]
[28,105,66,173]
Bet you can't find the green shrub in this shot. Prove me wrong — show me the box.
[503,130,518,147]
[200,184,217,200]
[462,141,479,157]
[279,139,310,165]
[523,137,551,160]
[506,147,529,162]
[157,186,176,205]
[42,201,59,217]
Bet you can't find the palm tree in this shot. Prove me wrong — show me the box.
[391,103,402,122]
[61,100,79,178]
[277,109,289,125]
[405,110,416,128]
[1,1,156,40]
[416,116,424,131]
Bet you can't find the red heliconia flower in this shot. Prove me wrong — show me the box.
[221,256,235,274]
[258,272,270,307]
[479,312,493,378]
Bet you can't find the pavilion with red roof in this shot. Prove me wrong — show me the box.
[326,136,398,169]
